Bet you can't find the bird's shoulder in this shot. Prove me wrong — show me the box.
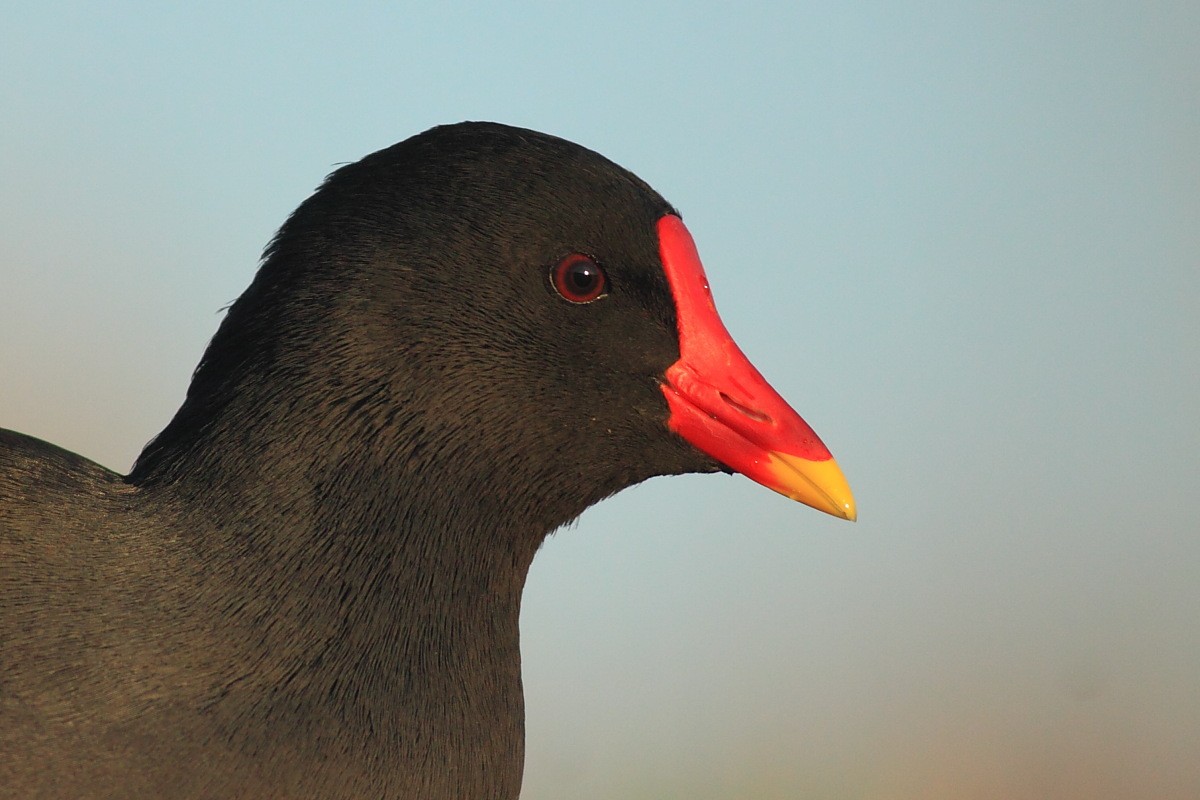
[1,427,130,529]
[0,427,145,590]
[1,427,124,477]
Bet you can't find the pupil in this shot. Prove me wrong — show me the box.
[571,265,594,290]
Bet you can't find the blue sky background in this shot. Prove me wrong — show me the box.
[2,3,1197,798]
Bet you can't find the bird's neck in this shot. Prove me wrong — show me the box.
[137,408,550,796]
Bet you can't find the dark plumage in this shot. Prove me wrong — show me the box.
[1,122,852,799]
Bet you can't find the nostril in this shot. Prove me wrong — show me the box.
[719,392,772,424]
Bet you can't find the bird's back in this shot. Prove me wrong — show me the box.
[0,430,206,796]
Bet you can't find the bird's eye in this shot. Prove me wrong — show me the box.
[550,254,608,304]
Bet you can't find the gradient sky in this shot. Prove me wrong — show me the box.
[2,3,1197,798]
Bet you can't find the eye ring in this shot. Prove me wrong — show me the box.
[550,254,608,304]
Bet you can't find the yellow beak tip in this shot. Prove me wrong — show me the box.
[765,453,857,522]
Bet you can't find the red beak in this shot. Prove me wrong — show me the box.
[657,215,856,521]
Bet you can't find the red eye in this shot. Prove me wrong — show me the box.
[551,254,608,304]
